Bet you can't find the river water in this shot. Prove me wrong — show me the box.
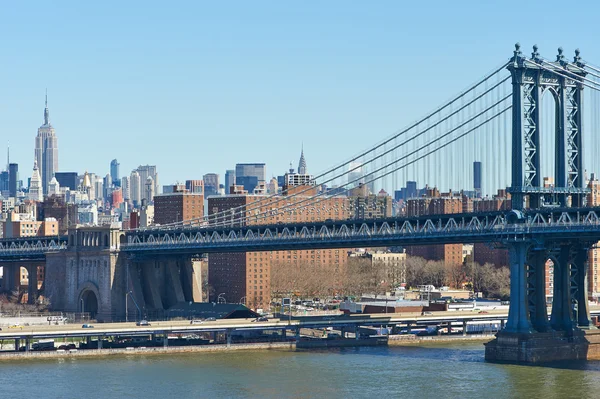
[1,343,599,398]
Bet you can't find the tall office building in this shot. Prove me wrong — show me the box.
[473,161,482,198]
[130,170,141,206]
[145,176,155,202]
[298,147,307,174]
[0,171,8,194]
[110,159,120,187]
[121,176,131,201]
[283,149,314,191]
[225,170,235,193]
[54,172,77,191]
[185,180,204,194]
[35,94,58,195]
[235,163,266,193]
[203,173,219,197]
[8,163,18,198]
[28,160,43,202]
[135,165,159,202]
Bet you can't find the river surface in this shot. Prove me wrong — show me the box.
[1,343,600,398]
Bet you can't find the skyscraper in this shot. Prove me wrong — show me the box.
[135,165,159,202]
[35,93,58,195]
[130,170,141,207]
[473,161,482,198]
[121,176,131,201]
[203,173,219,197]
[8,163,18,198]
[298,147,307,175]
[225,170,235,193]
[28,160,43,202]
[235,163,266,193]
[110,159,120,187]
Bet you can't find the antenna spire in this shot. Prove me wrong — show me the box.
[44,89,50,125]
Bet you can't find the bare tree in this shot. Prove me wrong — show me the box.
[406,256,428,287]
[446,262,464,289]
[424,260,447,288]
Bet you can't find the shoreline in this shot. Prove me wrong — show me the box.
[0,334,495,361]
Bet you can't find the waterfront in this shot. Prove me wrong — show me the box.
[2,343,600,398]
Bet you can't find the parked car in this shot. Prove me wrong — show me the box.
[8,324,23,329]
[81,324,94,328]
[421,311,433,316]
[190,320,203,325]
[136,320,150,326]
[205,317,216,322]
[252,317,269,322]
[478,310,489,314]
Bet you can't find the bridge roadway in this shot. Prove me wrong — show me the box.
[3,308,599,341]
[4,207,600,259]
[123,206,600,255]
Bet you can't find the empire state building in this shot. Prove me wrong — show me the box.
[35,94,58,195]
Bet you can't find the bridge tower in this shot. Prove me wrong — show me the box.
[486,44,599,363]
[509,43,587,210]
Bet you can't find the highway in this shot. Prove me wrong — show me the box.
[0,311,509,340]
[1,307,598,341]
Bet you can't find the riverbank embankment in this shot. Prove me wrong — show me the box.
[0,334,496,360]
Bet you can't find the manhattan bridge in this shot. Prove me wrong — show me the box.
[4,44,600,362]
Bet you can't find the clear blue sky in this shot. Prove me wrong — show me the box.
[2,1,599,186]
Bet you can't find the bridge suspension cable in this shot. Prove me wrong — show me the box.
[206,96,512,228]
[531,58,600,92]
[137,61,511,231]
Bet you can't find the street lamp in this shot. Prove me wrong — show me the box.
[80,298,84,316]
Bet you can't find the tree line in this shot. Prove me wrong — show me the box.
[270,256,510,301]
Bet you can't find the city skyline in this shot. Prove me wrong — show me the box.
[3,2,600,187]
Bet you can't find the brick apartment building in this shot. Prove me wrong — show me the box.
[207,187,350,310]
[405,188,464,266]
[153,185,204,225]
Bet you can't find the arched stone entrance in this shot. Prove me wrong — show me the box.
[80,289,99,319]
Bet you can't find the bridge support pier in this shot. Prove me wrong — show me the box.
[27,265,38,305]
[486,239,600,364]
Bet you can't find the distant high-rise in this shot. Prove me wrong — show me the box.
[35,93,58,196]
[28,160,43,202]
[54,172,78,190]
[0,171,8,193]
[130,170,141,207]
[225,170,235,193]
[284,149,314,190]
[8,163,18,197]
[110,159,120,187]
[121,176,131,201]
[473,161,482,198]
[185,180,204,194]
[145,176,155,202]
[136,165,159,202]
[298,147,307,175]
[235,163,266,193]
[203,173,219,197]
